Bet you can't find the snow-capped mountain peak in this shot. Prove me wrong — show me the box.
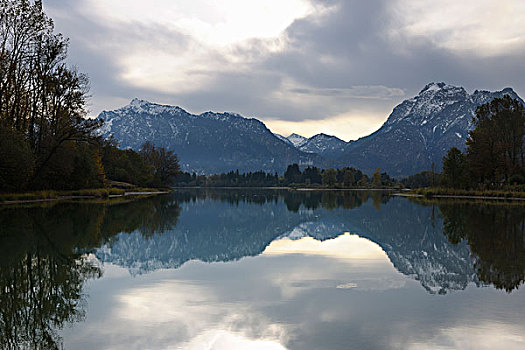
[115,98,186,116]
[297,133,348,158]
[387,82,468,126]
[287,133,308,147]
[130,97,148,106]
[280,132,348,159]
[97,100,321,174]
[274,133,294,145]
[419,82,458,94]
[98,83,523,176]
[337,82,524,176]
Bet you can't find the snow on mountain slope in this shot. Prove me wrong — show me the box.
[298,133,348,158]
[98,99,323,174]
[337,82,524,176]
[98,82,524,176]
[287,133,308,147]
[274,133,294,146]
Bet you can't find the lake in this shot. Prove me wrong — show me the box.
[1,189,525,349]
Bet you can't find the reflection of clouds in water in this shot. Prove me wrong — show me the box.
[406,324,525,350]
[63,235,402,348]
[263,233,407,298]
[264,233,387,260]
[185,330,287,350]
[114,278,289,349]
[61,233,525,350]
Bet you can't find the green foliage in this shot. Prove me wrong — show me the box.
[357,175,369,187]
[509,174,525,185]
[372,168,382,187]
[0,126,34,191]
[414,187,525,199]
[172,165,388,189]
[284,163,302,184]
[466,95,525,187]
[203,170,279,187]
[100,140,181,189]
[101,140,153,187]
[343,169,354,187]
[29,141,105,190]
[435,95,525,192]
[0,0,102,192]
[402,170,440,188]
[303,166,322,184]
[322,168,337,187]
[441,147,468,189]
[139,142,181,187]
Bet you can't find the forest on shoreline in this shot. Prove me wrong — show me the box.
[0,1,179,193]
[2,1,525,199]
[173,165,396,189]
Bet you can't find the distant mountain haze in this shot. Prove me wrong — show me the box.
[98,83,524,176]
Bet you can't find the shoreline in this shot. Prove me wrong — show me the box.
[394,192,525,201]
[10,187,525,205]
[171,186,398,191]
[0,190,170,206]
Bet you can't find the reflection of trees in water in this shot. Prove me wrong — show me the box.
[283,190,388,212]
[0,203,105,349]
[0,252,100,350]
[8,191,525,347]
[100,195,181,239]
[0,196,181,349]
[440,202,525,292]
[170,188,392,212]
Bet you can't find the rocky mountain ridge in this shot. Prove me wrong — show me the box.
[98,83,524,176]
[98,99,321,174]
[336,82,523,175]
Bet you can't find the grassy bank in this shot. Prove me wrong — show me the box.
[173,185,401,190]
[408,195,525,208]
[411,187,525,200]
[0,187,169,204]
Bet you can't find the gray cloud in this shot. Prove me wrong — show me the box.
[44,0,525,139]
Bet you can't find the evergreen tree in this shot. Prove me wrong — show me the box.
[441,147,468,189]
[284,163,302,184]
[466,95,525,187]
[322,168,337,187]
[372,168,382,187]
[303,166,322,184]
[357,175,369,187]
[343,169,355,187]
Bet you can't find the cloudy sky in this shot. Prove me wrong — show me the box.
[45,0,525,141]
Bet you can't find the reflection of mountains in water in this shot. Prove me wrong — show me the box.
[95,190,479,294]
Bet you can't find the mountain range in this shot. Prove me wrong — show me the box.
[98,82,524,176]
[98,99,321,174]
[337,83,524,176]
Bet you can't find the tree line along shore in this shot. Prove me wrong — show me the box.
[0,1,179,197]
[2,0,525,203]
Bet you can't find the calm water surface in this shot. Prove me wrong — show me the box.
[1,189,525,349]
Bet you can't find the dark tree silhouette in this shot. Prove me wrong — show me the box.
[440,202,525,292]
[466,95,525,187]
[441,147,468,189]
